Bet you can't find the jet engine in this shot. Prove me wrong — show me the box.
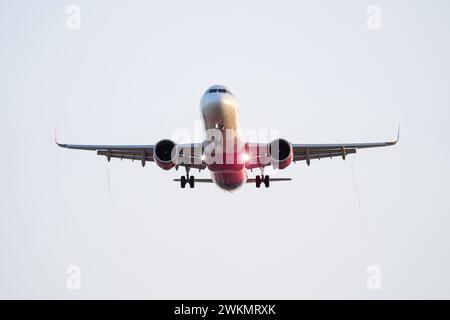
[268,138,293,169]
[154,139,177,170]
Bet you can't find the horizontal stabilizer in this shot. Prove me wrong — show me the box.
[247,178,292,183]
[173,178,213,183]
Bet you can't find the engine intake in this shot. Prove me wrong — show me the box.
[268,138,293,169]
[154,139,177,170]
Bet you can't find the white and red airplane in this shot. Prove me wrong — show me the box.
[57,85,398,192]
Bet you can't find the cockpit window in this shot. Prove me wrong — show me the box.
[207,88,233,96]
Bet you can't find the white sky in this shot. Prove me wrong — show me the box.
[1,0,450,298]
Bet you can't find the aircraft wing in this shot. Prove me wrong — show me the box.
[292,128,399,165]
[56,127,398,169]
[56,141,155,162]
[247,128,399,167]
[292,136,398,164]
[56,140,206,169]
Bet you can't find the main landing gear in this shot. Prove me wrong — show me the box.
[255,175,270,188]
[254,167,270,188]
[180,166,195,189]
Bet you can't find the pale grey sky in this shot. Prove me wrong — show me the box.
[1,0,450,298]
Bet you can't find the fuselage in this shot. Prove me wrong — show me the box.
[200,85,247,191]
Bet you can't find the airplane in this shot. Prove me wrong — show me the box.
[56,84,398,192]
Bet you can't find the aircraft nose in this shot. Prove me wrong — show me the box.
[201,91,234,110]
[201,91,238,129]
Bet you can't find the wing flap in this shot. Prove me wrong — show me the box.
[293,148,356,162]
[97,151,154,162]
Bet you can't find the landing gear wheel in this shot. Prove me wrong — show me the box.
[189,176,195,188]
[264,175,270,188]
[180,176,186,188]
[255,175,261,188]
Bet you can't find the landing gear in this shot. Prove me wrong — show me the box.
[255,175,270,188]
[256,175,261,188]
[255,167,270,188]
[180,166,195,189]
[264,175,270,188]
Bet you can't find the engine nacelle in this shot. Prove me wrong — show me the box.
[268,138,293,169]
[154,139,177,170]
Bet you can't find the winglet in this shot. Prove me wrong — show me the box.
[55,127,67,148]
[386,124,400,146]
